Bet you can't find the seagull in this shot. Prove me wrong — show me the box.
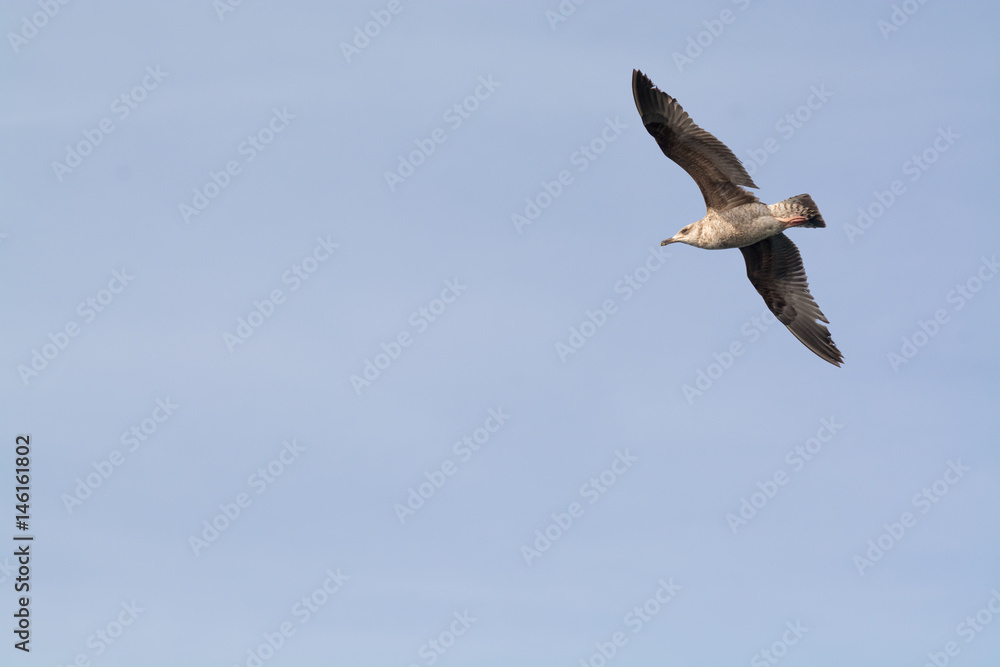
[631,69,843,366]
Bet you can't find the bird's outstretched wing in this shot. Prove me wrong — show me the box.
[740,233,843,366]
[632,69,758,212]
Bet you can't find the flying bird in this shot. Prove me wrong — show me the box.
[632,69,843,366]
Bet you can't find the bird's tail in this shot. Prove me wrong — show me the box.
[770,194,825,228]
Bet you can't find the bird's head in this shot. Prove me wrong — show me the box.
[661,223,697,247]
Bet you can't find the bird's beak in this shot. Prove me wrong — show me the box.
[660,237,678,246]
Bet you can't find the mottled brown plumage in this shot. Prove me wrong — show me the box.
[632,69,759,213]
[632,69,843,366]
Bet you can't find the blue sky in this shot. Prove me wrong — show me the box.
[2,1,998,665]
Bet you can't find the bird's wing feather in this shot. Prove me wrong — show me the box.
[632,69,758,212]
[740,233,843,366]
